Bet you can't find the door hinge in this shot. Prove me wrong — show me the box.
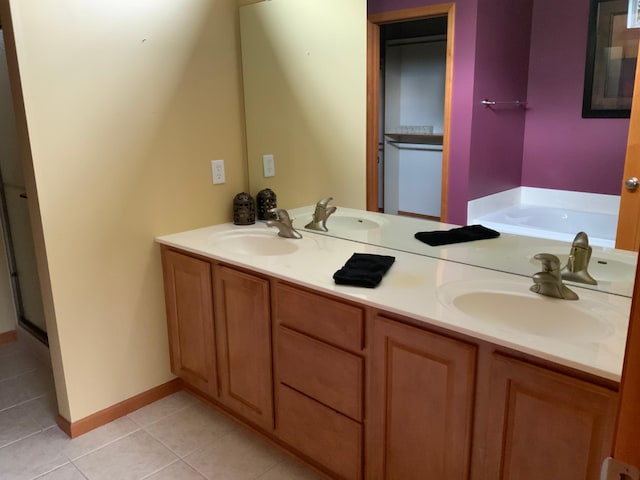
[601,457,640,480]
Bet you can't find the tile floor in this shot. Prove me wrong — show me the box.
[0,333,322,480]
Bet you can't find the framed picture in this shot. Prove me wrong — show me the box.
[629,0,640,28]
[582,0,640,118]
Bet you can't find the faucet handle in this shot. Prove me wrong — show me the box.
[533,253,561,275]
[270,208,292,225]
[317,197,334,207]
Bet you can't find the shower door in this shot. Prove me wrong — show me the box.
[0,30,46,342]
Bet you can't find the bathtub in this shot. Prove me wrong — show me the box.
[473,205,617,248]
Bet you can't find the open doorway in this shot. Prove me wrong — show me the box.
[380,17,447,220]
[367,4,455,222]
[0,24,47,345]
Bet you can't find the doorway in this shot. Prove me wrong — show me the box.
[0,25,47,345]
[367,4,455,221]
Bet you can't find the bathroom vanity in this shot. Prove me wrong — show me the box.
[157,221,629,480]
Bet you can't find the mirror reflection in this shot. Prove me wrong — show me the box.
[240,0,638,298]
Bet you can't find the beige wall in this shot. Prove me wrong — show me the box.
[4,0,248,421]
[241,0,367,210]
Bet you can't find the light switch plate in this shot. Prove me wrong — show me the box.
[601,457,640,480]
[263,154,275,178]
[211,160,225,184]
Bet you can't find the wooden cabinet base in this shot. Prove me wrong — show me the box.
[277,384,362,480]
[482,354,618,480]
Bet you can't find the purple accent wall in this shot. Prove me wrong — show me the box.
[468,0,533,200]
[369,0,630,223]
[521,0,629,195]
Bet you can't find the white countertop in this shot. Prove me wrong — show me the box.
[156,222,631,382]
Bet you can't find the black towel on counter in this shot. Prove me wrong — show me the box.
[333,253,396,288]
[415,224,500,247]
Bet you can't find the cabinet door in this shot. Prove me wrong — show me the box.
[214,265,274,430]
[368,315,476,480]
[483,354,618,480]
[161,249,217,397]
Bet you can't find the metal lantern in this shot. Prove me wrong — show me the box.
[256,188,277,220]
[233,192,256,225]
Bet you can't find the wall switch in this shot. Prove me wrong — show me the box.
[263,154,275,178]
[211,160,226,184]
[601,458,640,480]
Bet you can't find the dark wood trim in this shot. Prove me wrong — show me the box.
[366,20,380,212]
[367,3,455,221]
[613,259,640,465]
[397,210,440,221]
[0,329,17,345]
[56,378,182,438]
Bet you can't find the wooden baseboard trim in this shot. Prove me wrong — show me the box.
[57,378,182,438]
[0,330,17,345]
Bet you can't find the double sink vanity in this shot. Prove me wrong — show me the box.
[156,205,634,480]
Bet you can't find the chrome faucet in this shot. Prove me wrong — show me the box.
[266,208,303,239]
[530,253,579,300]
[305,197,337,232]
[561,232,597,285]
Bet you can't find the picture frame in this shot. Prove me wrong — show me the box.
[629,0,640,28]
[582,0,640,118]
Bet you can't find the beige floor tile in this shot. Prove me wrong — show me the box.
[62,416,140,460]
[0,426,70,480]
[256,460,324,480]
[24,391,59,429]
[73,429,178,480]
[36,462,88,480]
[0,340,25,359]
[0,402,42,448]
[127,391,197,427]
[145,402,237,458]
[184,428,285,480]
[0,368,55,410]
[0,349,42,381]
[143,460,207,480]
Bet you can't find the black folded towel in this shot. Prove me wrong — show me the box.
[415,224,500,247]
[333,253,396,288]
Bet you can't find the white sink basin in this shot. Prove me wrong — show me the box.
[438,280,616,342]
[208,228,304,256]
[325,215,382,231]
[293,211,384,233]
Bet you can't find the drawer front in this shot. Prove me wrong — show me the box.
[278,326,363,421]
[277,384,362,480]
[275,283,364,352]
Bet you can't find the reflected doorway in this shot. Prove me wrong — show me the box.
[367,5,454,222]
[379,17,447,220]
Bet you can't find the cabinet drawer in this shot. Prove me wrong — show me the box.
[278,326,363,421]
[274,283,364,352]
[277,384,362,480]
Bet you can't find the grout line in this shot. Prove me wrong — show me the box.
[64,427,143,462]
[0,391,53,414]
[0,366,40,385]
[0,426,44,451]
[138,458,182,480]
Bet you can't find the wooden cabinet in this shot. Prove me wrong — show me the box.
[161,248,217,397]
[273,283,365,480]
[214,265,274,431]
[481,354,618,480]
[368,315,477,480]
[161,247,619,480]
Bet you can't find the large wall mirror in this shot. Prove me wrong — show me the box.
[239,0,638,298]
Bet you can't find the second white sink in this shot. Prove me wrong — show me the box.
[437,279,617,343]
